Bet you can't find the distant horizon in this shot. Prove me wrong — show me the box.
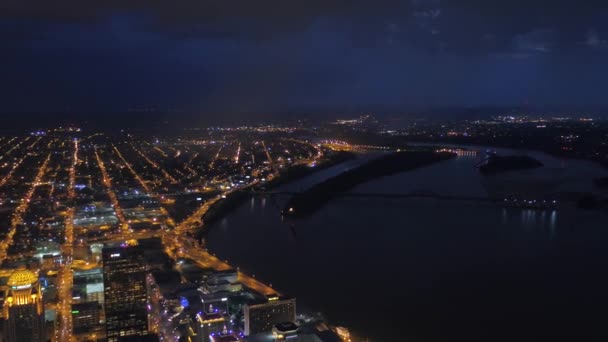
[0,105,606,131]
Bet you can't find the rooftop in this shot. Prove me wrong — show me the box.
[7,268,38,287]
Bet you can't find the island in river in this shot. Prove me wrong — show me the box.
[282,150,455,218]
[479,154,543,175]
[197,150,356,231]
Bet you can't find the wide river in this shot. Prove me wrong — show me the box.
[206,146,608,341]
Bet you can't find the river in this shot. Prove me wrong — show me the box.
[205,146,608,341]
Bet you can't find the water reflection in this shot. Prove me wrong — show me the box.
[206,146,605,341]
[540,210,546,226]
[550,210,557,239]
[510,208,559,237]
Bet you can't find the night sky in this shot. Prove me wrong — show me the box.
[3,1,608,116]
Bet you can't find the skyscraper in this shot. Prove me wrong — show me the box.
[243,297,296,336]
[2,268,45,342]
[103,244,149,342]
[72,301,101,334]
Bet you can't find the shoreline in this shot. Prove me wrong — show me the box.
[407,141,608,204]
[403,138,608,170]
[283,150,456,218]
[198,141,608,232]
[195,150,357,237]
[196,140,608,340]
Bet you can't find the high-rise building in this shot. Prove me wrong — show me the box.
[2,268,45,342]
[73,268,104,304]
[243,297,296,336]
[72,301,101,334]
[103,244,149,342]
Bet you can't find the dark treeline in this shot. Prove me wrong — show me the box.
[283,150,455,218]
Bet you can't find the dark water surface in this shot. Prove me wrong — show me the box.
[206,148,608,341]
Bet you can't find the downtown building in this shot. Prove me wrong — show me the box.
[2,268,45,342]
[72,301,102,335]
[195,312,226,342]
[243,296,296,336]
[103,243,149,342]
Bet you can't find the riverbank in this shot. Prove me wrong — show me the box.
[204,141,608,341]
[196,151,357,236]
[283,150,455,218]
[404,137,608,170]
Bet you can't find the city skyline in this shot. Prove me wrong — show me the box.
[0,115,604,340]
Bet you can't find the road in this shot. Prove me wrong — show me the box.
[0,152,51,260]
[162,150,325,296]
[112,144,153,194]
[80,141,321,338]
[94,147,130,234]
[54,139,78,342]
[164,230,278,296]
[128,142,179,184]
[0,136,325,341]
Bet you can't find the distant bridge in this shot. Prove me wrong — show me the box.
[251,189,499,203]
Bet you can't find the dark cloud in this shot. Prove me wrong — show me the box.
[0,1,406,40]
[3,1,608,113]
[3,1,608,53]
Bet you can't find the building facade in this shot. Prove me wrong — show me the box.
[196,312,226,342]
[72,301,101,334]
[103,244,149,342]
[2,268,45,342]
[243,297,296,336]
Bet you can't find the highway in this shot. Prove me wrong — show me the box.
[55,209,75,342]
[54,139,78,342]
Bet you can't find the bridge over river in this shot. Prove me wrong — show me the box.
[250,189,564,213]
[252,189,499,203]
